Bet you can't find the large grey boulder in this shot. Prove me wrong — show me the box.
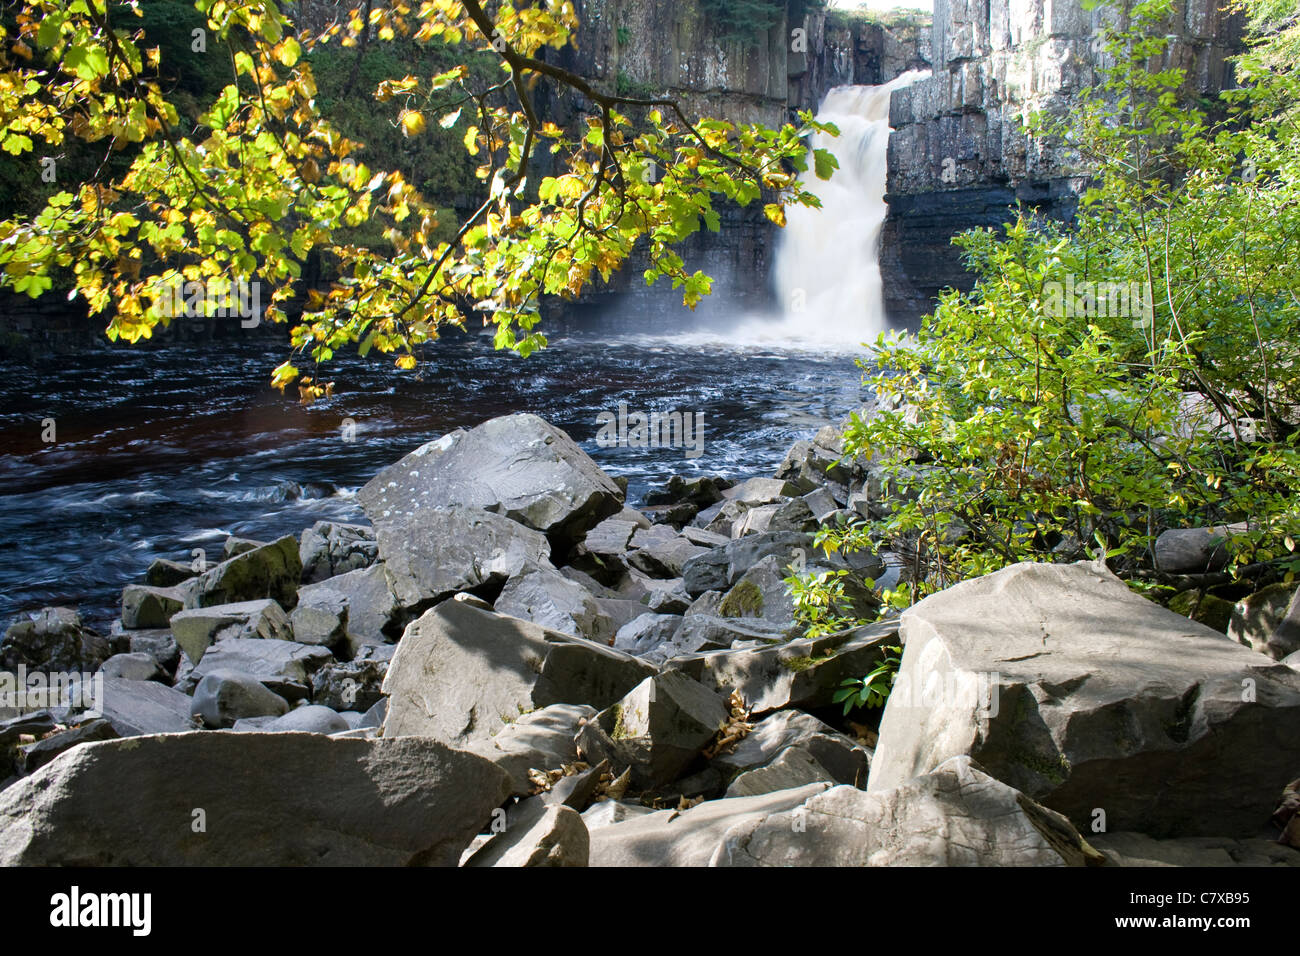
[613,613,686,660]
[95,678,197,737]
[127,628,181,674]
[494,565,613,642]
[869,560,1300,838]
[724,747,838,798]
[299,521,378,583]
[98,652,162,682]
[185,535,302,610]
[258,705,350,734]
[192,670,291,728]
[381,600,656,748]
[582,516,641,560]
[376,508,552,611]
[470,703,595,795]
[180,639,333,701]
[714,756,1104,867]
[588,783,829,866]
[169,599,292,665]
[1,608,110,674]
[669,624,899,715]
[464,800,589,868]
[576,672,729,790]
[358,414,623,547]
[1154,524,1243,574]
[625,525,709,578]
[310,648,393,713]
[0,734,511,865]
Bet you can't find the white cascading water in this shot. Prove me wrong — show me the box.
[751,69,929,347]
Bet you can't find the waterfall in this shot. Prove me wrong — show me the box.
[758,70,930,347]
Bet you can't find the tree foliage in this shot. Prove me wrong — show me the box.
[0,0,837,394]
[801,0,1300,625]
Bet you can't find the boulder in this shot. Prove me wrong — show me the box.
[186,535,302,610]
[376,507,552,611]
[714,756,1104,867]
[613,613,685,660]
[98,653,161,682]
[169,599,292,665]
[0,734,512,866]
[146,558,198,588]
[120,584,186,629]
[723,747,837,798]
[1228,582,1300,660]
[581,800,654,831]
[310,649,393,713]
[181,639,333,701]
[288,587,349,648]
[1090,831,1300,866]
[1,608,110,674]
[358,414,623,547]
[258,705,350,734]
[299,521,378,583]
[381,600,656,748]
[582,517,640,560]
[868,560,1300,839]
[127,629,180,673]
[722,478,800,506]
[463,800,588,868]
[96,678,197,737]
[669,624,899,715]
[191,670,291,728]
[470,703,595,795]
[587,783,829,866]
[21,719,119,774]
[1266,588,1300,661]
[576,671,729,790]
[1154,525,1244,574]
[713,709,870,791]
[494,565,613,642]
[625,525,709,578]
[681,532,814,596]
[1166,590,1234,634]
[301,565,399,654]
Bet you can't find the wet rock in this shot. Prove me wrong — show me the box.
[381,600,656,748]
[187,535,302,610]
[715,757,1104,867]
[192,670,291,728]
[169,599,292,665]
[121,584,186,628]
[869,560,1300,839]
[1,608,110,675]
[359,414,623,548]
[299,521,378,584]
[146,558,198,588]
[376,507,552,611]
[0,733,512,865]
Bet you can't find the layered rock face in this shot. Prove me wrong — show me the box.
[881,0,1244,323]
[539,0,931,327]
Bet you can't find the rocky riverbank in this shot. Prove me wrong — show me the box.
[2,409,1298,866]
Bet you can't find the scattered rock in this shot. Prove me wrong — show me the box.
[310,650,392,713]
[625,525,709,578]
[146,558,198,588]
[0,733,512,865]
[1154,525,1244,574]
[182,639,333,701]
[259,705,351,734]
[96,678,198,736]
[470,703,595,796]
[21,719,119,774]
[302,565,398,654]
[1091,831,1300,867]
[381,599,656,748]
[495,565,613,641]
[187,535,302,610]
[191,670,291,728]
[868,560,1300,838]
[359,414,623,547]
[463,800,588,867]
[713,709,870,790]
[299,521,378,583]
[98,652,161,682]
[288,587,349,648]
[724,747,837,798]
[1,608,110,674]
[169,599,293,665]
[715,756,1104,867]
[120,584,186,628]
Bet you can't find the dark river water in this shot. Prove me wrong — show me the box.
[0,328,871,630]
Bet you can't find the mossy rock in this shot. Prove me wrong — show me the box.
[1167,590,1234,634]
